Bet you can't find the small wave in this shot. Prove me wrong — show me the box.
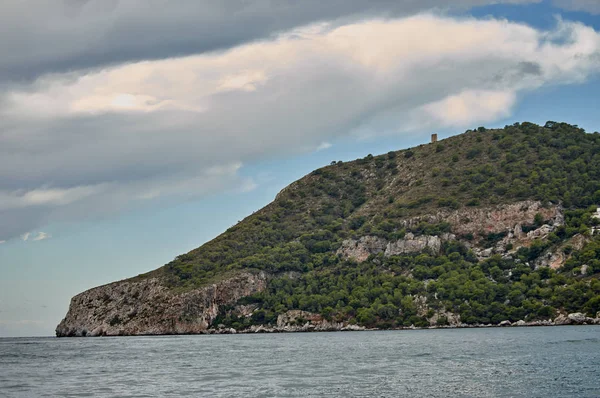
[3,383,31,390]
[0,353,50,360]
[411,352,432,357]
[549,338,599,345]
[0,353,22,359]
[12,342,42,345]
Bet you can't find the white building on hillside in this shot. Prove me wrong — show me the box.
[593,207,600,235]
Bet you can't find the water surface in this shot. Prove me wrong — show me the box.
[1,326,599,397]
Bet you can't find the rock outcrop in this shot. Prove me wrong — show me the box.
[275,310,351,331]
[535,234,589,269]
[338,201,564,263]
[386,233,452,256]
[551,313,600,326]
[401,200,562,238]
[337,236,387,262]
[337,233,454,262]
[219,310,367,333]
[56,271,268,337]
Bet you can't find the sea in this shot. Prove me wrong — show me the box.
[0,326,599,397]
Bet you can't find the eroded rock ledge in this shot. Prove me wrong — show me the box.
[56,271,268,337]
[338,200,565,263]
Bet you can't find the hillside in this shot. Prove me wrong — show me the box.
[57,122,600,336]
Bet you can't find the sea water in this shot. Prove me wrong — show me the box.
[1,326,599,397]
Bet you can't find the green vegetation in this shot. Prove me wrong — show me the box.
[215,240,600,329]
[152,121,600,328]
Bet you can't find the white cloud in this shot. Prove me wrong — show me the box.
[419,89,517,127]
[0,185,103,211]
[32,232,51,241]
[217,70,269,92]
[0,14,599,240]
[6,16,598,122]
[0,240,5,244]
[316,142,333,151]
[19,231,52,242]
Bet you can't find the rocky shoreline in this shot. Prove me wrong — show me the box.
[56,268,600,337]
[59,311,600,337]
[56,267,600,337]
[203,311,600,335]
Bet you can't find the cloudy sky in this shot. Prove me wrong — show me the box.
[1,0,599,337]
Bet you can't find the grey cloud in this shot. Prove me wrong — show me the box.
[518,62,543,76]
[491,61,543,85]
[0,13,597,241]
[553,0,600,14]
[0,0,538,82]
[0,208,49,241]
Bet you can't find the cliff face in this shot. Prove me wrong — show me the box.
[56,272,268,337]
[338,200,564,263]
[415,200,562,237]
[337,234,450,262]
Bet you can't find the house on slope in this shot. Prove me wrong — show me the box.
[593,207,600,235]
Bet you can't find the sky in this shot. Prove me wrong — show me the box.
[0,0,599,337]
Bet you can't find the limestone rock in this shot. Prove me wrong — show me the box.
[526,224,554,239]
[536,250,566,270]
[535,234,589,270]
[513,224,524,239]
[337,236,386,262]
[338,233,452,262]
[235,304,259,317]
[277,310,317,328]
[571,234,589,251]
[568,313,589,324]
[478,248,494,258]
[386,234,443,256]
[436,201,562,238]
[499,320,511,326]
[56,271,269,337]
[275,310,349,332]
[526,319,554,326]
[342,324,367,331]
[428,311,461,326]
[338,201,564,263]
[554,314,571,325]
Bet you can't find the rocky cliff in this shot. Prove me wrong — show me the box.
[338,200,564,263]
[56,272,268,336]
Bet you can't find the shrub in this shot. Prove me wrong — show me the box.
[466,148,482,159]
[466,199,480,207]
[438,198,460,209]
